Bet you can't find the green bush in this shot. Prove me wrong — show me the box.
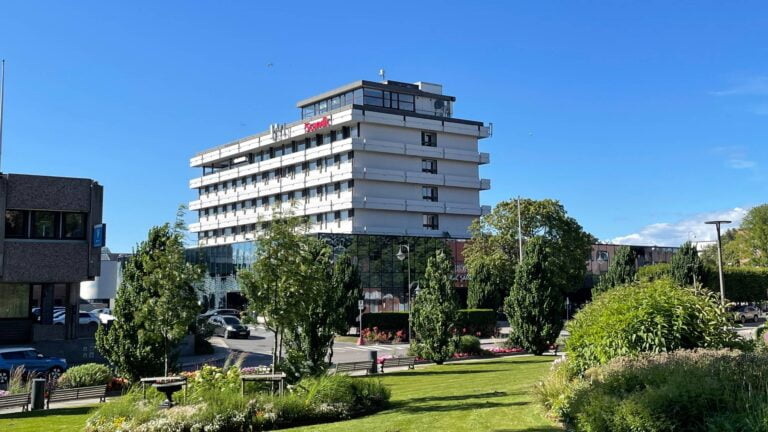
[361,312,409,332]
[635,263,671,282]
[558,350,768,431]
[457,335,482,355]
[566,278,739,373]
[57,363,112,389]
[456,309,497,337]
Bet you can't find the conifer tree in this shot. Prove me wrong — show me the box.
[592,245,636,296]
[504,237,564,355]
[412,249,459,364]
[670,241,704,287]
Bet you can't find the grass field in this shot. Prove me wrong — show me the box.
[0,356,560,432]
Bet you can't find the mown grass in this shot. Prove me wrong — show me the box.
[0,356,560,432]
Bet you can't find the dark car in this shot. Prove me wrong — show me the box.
[199,309,241,320]
[0,348,68,385]
[208,316,250,339]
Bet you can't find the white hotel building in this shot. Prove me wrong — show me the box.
[187,80,491,311]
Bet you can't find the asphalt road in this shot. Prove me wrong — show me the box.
[216,325,412,366]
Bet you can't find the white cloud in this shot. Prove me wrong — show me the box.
[610,207,749,247]
[728,159,757,169]
[711,76,768,96]
[712,146,758,171]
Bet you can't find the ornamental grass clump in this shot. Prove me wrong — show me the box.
[566,278,741,374]
[57,363,112,389]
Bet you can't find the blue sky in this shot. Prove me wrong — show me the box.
[1,1,766,251]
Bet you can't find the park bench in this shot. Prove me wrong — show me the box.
[46,385,107,409]
[380,356,416,373]
[332,360,375,375]
[0,393,30,412]
[140,376,188,401]
[240,373,286,396]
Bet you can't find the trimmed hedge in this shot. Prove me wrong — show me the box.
[636,264,768,302]
[456,309,497,337]
[362,309,497,337]
[635,263,671,282]
[361,312,409,332]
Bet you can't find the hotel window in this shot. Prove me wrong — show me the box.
[334,211,341,225]
[323,134,332,145]
[422,186,438,202]
[423,214,439,230]
[5,210,27,238]
[315,214,323,224]
[398,93,415,111]
[421,131,437,147]
[363,88,384,106]
[342,126,351,139]
[296,140,306,152]
[597,251,609,261]
[422,159,438,174]
[62,213,86,239]
[31,211,58,239]
[309,187,318,199]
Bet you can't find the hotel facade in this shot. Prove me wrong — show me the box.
[188,80,491,311]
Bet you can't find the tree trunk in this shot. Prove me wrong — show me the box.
[272,326,279,373]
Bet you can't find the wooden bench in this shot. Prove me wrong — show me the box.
[380,356,416,373]
[0,393,30,412]
[240,373,286,396]
[332,360,375,375]
[46,385,107,409]
[140,376,188,402]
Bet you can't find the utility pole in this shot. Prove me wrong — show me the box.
[705,220,732,305]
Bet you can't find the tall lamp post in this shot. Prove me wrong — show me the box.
[396,244,412,342]
[705,220,731,305]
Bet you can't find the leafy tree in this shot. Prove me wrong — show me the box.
[670,241,704,287]
[282,248,361,381]
[465,198,594,299]
[467,254,513,311]
[592,245,636,295]
[504,237,564,355]
[741,204,768,266]
[700,229,747,267]
[412,249,459,364]
[238,214,316,370]
[96,223,203,379]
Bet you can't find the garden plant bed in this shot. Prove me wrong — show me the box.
[0,356,560,432]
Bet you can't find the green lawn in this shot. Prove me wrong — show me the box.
[0,356,561,432]
[0,406,94,432]
[287,356,561,432]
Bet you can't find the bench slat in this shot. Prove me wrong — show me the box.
[0,393,30,407]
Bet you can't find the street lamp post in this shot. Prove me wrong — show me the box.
[705,220,732,305]
[396,245,412,342]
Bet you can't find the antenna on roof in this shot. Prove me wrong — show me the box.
[379,68,386,82]
[0,59,5,172]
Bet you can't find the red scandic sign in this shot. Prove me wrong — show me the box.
[304,116,330,133]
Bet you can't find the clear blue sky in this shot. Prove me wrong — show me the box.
[1,1,766,251]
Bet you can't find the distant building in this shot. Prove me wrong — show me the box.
[187,79,491,311]
[585,243,677,286]
[0,173,104,344]
[80,249,130,308]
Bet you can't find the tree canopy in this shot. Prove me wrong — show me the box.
[592,245,636,295]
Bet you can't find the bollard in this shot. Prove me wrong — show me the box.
[368,350,378,374]
[31,378,46,410]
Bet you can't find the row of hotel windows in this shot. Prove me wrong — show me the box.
[4,210,87,240]
[199,152,355,196]
[202,126,358,175]
[300,88,419,119]
[203,126,438,176]
[198,209,357,239]
[197,211,440,239]
[199,180,356,217]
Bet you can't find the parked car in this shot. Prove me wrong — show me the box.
[53,311,100,326]
[90,307,112,316]
[732,305,761,323]
[199,309,241,319]
[208,315,250,339]
[0,347,68,385]
[31,307,65,321]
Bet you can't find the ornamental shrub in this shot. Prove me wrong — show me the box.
[566,278,740,373]
[457,335,482,355]
[635,263,671,282]
[456,309,497,337]
[57,363,112,389]
[563,350,768,431]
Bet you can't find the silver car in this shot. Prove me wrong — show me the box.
[733,305,761,323]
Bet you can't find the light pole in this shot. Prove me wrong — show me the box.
[705,220,732,305]
[396,244,412,342]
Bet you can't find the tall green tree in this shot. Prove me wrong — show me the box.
[238,214,316,370]
[504,237,564,355]
[282,248,361,381]
[96,223,203,379]
[467,253,513,311]
[465,198,595,300]
[670,241,704,287]
[592,245,636,295]
[412,249,459,364]
[741,204,768,266]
